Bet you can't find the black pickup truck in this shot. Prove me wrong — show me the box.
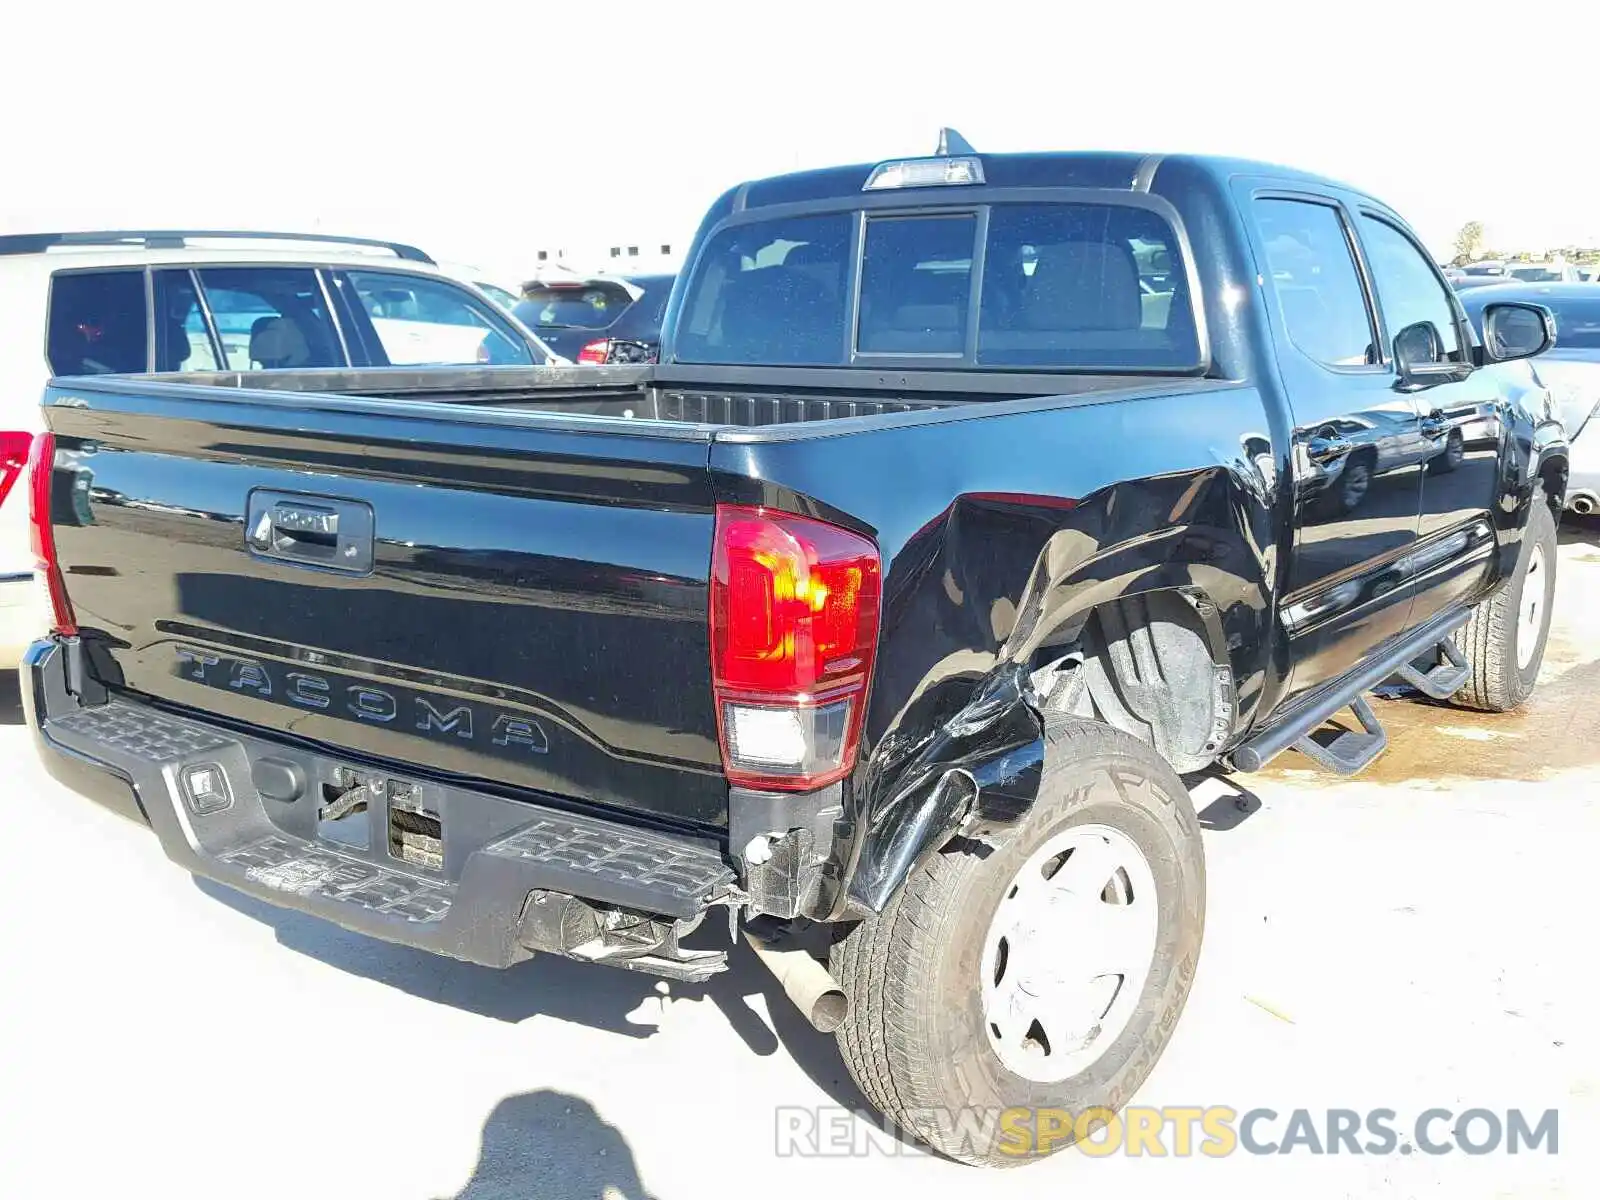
[21,136,1567,1165]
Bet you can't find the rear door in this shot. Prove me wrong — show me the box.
[46,385,729,828]
[1241,190,1425,698]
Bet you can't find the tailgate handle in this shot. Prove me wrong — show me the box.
[246,490,375,574]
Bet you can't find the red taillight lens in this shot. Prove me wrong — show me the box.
[577,339,611,364]
[28,432,77,636]
[710,504,881,790]
[0,431,31,511]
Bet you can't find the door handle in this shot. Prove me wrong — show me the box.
[246,490,375,574]
[1306,434,1353,465]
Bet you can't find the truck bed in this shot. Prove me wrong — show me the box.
[127,363,1209,431]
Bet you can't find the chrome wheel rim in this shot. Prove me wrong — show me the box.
[1517,544,1546,671]
[980,824,1159,1083]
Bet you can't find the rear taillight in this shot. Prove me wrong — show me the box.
[0,431,31,511]
[28,432,77,636]
[709,505,881,791]
[577,339,611,365]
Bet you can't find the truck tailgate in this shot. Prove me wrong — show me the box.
[43,381,728,828]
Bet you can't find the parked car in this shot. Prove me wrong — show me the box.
[20,140,1565,1167]
[514,274,673,363]
[0,230,561,669]
[1503,261,1585,283]
[1460,281,1600,513]
[1452,262,1517,291]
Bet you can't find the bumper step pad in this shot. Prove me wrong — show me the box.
[41,698,736,975]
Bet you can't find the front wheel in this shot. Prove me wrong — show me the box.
[1453,499,1558,712]
[830,716,1205,1166]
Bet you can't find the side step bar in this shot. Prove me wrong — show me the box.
[1395,637,1471,700]
[1291,694,1387,775]
[1230,609,1471,774]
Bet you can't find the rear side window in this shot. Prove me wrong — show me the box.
[1254,199,1377,368]
[47,270,148,375]
[345,271,535,366]
[195,267,343,370]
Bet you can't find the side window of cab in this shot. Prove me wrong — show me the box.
[46,270,150,375]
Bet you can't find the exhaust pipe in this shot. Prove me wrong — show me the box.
[743,928,849,1033]
[1571,493,1597,516]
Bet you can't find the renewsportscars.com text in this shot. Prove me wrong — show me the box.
[774,1105,1560,1159]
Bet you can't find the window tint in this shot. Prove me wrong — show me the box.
[347,272,534,366]
[1254,199,1376,367]
[47,270,148,375]
[676,213,852,365]
[977,204,1198,368]
[1359,216,1463,360]
[153,271,220,372]
[194,267,342,370]
[515,282,635,331]
[858,216,975,354]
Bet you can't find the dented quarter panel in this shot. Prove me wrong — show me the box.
[710,381,1288,916]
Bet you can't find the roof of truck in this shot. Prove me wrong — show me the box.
[726,150,1369,212]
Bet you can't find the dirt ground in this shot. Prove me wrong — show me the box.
[0,522,1595,1200]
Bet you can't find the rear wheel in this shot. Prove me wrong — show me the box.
[830,716,1205,1166]
[1429,429,1465,474]
[1453,499,1557,712]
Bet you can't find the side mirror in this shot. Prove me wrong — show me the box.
[1393,321,1456,390]
[1480,302,1555,362]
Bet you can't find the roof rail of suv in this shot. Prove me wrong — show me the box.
[0,230,436,264]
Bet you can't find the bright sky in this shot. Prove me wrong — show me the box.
[4,0,1596,280]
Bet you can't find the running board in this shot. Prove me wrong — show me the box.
[1395,637,1470,699]
[1229,609,1471,774]
[1291,695,1387,775]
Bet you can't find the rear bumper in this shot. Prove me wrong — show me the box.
[22,638,738,976]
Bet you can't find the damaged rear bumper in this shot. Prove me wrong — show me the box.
[21,637,739,980]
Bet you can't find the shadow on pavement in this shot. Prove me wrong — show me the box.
[0,672,23,725]
[196,877,876,1121]
[440,1089,657,1200]
[1558,513,1600,546]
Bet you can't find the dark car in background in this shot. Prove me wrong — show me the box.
[1460,282,1600,512]
[513,274,674,364]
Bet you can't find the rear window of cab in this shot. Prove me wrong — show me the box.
[672,202,1200,371]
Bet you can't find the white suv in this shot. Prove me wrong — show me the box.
[0,230,560,669]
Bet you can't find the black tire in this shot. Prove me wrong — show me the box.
[1453,499,1558,712]
[1428,430,1465,475]
[830,716,1205,1166]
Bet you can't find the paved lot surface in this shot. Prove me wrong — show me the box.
[3,526,1597,1199]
